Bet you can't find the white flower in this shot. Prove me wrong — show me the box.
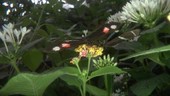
[52,46,60,51]
[0,23,31,53]
[83,30,88,37]
[121,0,170,27]
[110,25,117,29]
[4,23,14,29]
[0,31,5,41]
[63,3,74,10]
[21,27,30,37]
[14,29,21,42]
[2,23,14,36]
[0,23,31,52]
[5,34,13,43]
[107,12,126,23]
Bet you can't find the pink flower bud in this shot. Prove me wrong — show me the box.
[61,43,71,48]
[79,50,88,57]
[102,27,110,34]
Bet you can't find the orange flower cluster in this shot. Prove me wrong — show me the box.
[75,44,103,57]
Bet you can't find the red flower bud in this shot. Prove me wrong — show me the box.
[61,43,71,48]
[102,27,110,34]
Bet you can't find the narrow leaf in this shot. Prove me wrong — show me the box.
[120,45,170,61]
[89,66,125,80]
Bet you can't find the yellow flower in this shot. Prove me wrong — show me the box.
[75,44,103,57]
[70,57,80,64]
[167,13,170,22]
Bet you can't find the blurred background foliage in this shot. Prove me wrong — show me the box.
[1,0,170,96]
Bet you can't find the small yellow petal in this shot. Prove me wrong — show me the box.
[167,13,170,22]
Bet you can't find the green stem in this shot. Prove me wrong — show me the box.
[30,5,46,41]
[104,75,113,96]
[76,64,82,74]
[80,88,83,96]
[81,55,92,96]
[87,55,92,75]
[10,58,20,73]
[3,41,9,53]
[82,80,86,96]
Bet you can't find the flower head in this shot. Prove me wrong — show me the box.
[109,0,170,28]
[70,57,80,65]
[107,12,127,23]
[0,23,31,53]
[0,23,31,45]
[75,44,103,57]
[122,0,170,27]
[93,54,117,69]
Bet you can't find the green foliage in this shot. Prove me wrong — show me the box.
[22,48,43,71]
[131,74,170,96]
[93,54,117,69]
[86,84,107,96]
[1,0,170,96]
[0,70,64,96]
[120,44,170,62]
[89,66,125,80]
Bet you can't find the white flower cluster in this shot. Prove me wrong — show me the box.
[107,12,127,23]
[0,23,30,52]
[0,23,30,44]
[108,0,170,27]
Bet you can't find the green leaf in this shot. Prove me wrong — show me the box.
[131,74,170,96]
[59,67,79,76]
[36,29,49,38]
[60,75,82,89]
[120,45,170,61]
[46,24,64,37]
[0,56,9,64]
[22,48,43,71]
[131,78,157,96]
[89,66,125,80]
[86,84,107,96]
[146,53,165,66]
[59,67,82,92]
[48,52,62,66]
[0,69,64,96]
[140,21,166,35]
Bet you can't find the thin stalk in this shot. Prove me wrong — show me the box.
[80,87,83,96]
[10,58,20,73]
[81,55,91,96]
[3,41,9,53]
[75,64,82,74]
[104,75,113,96]
[30,5,46,41]
[87,55,92,75]
[82,80,86,96]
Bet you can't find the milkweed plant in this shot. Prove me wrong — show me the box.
[65,44,125,96]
